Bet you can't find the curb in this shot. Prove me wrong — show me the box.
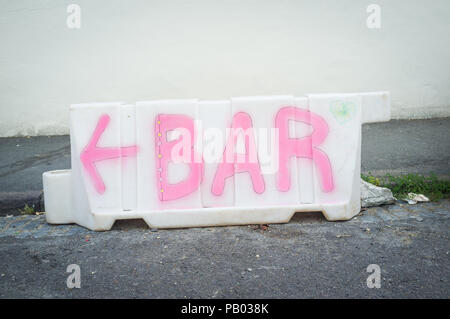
[0,191,44,216]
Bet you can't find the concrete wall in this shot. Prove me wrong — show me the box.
[0,0,449,137]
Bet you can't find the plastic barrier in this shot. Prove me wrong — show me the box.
[43,92,390,230]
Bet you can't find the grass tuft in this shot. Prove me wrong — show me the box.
[362,173,450,201]
[20,204,35,215]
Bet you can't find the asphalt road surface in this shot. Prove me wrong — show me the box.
[0,200,448,298]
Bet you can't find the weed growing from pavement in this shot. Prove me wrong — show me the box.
[20,204,35,215]
[362,173,450,201]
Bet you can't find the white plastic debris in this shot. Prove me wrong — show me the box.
[403,193,430,205]
[360,179,396,208]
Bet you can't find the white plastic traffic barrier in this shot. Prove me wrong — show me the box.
[43,92,390,230]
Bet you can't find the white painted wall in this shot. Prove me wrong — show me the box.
[0,0,449,137]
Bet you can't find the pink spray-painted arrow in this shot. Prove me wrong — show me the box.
[80,114,138,194]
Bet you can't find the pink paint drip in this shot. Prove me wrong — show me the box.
[80,114,138,194]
